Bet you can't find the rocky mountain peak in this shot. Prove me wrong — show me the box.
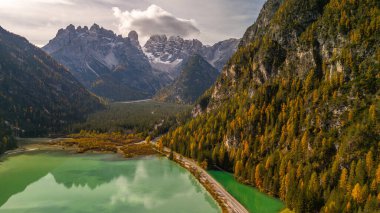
[128,30,138,41]
[66,24,76,31]
[167,35,184,43]
[128,30,140,48]
[55,24,118,41]
[149,34,168,42]
[144,34,239,75]
[56,24,75,37]
[90,23,100,31]
[42,25,162,101]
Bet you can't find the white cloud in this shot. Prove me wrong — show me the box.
[113,4,200,44]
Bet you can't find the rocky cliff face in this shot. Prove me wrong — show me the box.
[154,55,219,104]
[0,26,103,136]
[210,0,349,108]
[239,0,282,47]
[144,35,239,78]
[43,24,161,101]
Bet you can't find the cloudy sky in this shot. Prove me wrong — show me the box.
[0,0,266,46]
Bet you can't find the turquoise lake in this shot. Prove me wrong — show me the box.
[209,170,284,213]
[0,152,220,213]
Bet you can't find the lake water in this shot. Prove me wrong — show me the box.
[0,152,220,213]
[209,171,284,213]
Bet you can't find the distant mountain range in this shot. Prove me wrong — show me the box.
[154,55,219,104]
[144,35,239,78]
[43,25,239,102]
[0,23,239,134]
[0,26,103,136]
[43,24,161,101]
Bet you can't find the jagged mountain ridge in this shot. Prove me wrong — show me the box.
[43,25,237,101]
[154,55,219,104]
[0,26,104,136]
[144,35,239,77]
[43,24,161,101]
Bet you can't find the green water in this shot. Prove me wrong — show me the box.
[0,151,220,213]
[208,170,284,213]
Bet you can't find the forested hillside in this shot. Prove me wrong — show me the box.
[0,26,104,136]
[160,0,380,212]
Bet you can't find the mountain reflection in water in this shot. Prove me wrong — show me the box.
[0,152,219,213]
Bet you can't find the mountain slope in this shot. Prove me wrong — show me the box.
[144,35,239,78]
[0,26,104,136]
[201,38,241,72]
[43,24,161,101]
[161,0,379,212]
[154,55,219,104]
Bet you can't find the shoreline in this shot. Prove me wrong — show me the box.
[2,138,248,213]
[156,147,249,213]
[116,99,152,104]
[3,138,77,156]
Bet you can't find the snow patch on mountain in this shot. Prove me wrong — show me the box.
[42,24,163,101]
[104,51,119,68]
[143,35,240,77]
